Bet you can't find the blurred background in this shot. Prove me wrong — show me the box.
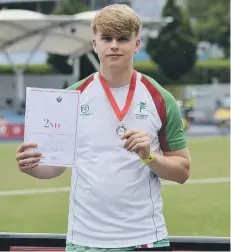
[0,0,230,244]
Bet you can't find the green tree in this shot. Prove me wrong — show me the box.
[52,0,88,15]
[186,0,230,58]
[47,0,98,78]
[146,0,198,81]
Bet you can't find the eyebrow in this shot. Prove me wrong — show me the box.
[100,33,112,37]
[100,33,132,38]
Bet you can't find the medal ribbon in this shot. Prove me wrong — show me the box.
[99,70,137,121]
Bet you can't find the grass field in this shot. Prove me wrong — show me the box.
[0,136,230,237]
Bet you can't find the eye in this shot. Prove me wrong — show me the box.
[119,36,129,41]
[102,36,112,41]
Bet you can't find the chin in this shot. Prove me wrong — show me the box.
[108,63,124,71]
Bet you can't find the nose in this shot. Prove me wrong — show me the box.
[111,39,119,51]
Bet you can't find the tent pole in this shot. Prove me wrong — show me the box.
[22,32,49,72]
[3,33,48,109]
[2,51,23,109]
[15,68,25,109]
[72,57,80,82]
[86,52,99,71]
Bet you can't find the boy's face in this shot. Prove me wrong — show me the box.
[92,30,140,70]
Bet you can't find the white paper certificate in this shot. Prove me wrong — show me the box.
[24,87,80,167]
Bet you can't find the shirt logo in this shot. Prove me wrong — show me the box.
[135,102,148,119]
[80,104,93,116]
[139,102,147,113]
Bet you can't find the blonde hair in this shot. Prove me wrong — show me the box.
[91,4,142,36]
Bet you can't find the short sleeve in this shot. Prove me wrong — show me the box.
[158,92,187,152]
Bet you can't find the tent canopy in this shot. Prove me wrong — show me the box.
[0,9,98,56]
[0,8,172,106]
[0,9,171,57]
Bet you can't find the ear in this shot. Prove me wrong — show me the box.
[134,38,141,54]
[92,39,97,54]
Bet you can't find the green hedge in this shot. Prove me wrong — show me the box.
[0,59,229,99]
[0,60,229,84]
[133,59,230,69]
[0,64,58,74]
[133,59,230,86]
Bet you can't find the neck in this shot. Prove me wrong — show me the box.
[99,64,134,88]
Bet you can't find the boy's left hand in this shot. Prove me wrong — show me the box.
[121,130,151,160]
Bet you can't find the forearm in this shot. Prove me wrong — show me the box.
[148,152,190,184]
[21,165,67,179]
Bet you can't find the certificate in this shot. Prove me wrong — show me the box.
[24,87,80,167]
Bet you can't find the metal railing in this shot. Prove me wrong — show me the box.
[0,233,230,251]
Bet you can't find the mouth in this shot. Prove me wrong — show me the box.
[107,54,123,57]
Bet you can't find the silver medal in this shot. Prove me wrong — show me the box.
[116,124,127,137]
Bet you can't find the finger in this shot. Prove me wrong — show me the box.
[126,137,149,151]
[17,142,38,154]
[121,130,140,140]
[18,157,41,167]
[123,132,146,148]
[131,141,150,152]
[20,162,39,171]
[16,151,42,162]
[125,136,144,151]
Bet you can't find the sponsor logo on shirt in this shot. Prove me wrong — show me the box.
[80,104,93,116]
[134,102,148,119]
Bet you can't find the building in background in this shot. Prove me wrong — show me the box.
[85,0,185,18]
[0,0,185,16]
[0,0,131,13]
[0,0,68,14]
[83,0,130,10]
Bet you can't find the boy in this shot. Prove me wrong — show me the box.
[16,4,191,252]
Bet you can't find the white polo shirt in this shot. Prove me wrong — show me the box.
[66,71,187,248]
